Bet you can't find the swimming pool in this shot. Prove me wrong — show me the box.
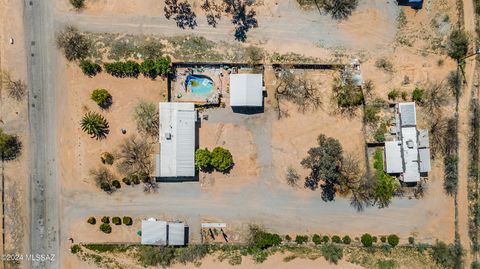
[186,75,214,94]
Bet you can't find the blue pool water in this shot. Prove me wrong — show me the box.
[186,75,214,94]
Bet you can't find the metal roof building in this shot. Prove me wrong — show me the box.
[158,102,196,178]
[141,219,167,245]
[168,222,186,246]
[229,74,264,107]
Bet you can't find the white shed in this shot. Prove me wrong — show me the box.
[168,222,186,246]
[141,219,167,245]
[229,74,263,107]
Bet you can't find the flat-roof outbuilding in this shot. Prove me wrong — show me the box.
[168,222,186,246]
[229,74,263,107]
[141,219,167,245]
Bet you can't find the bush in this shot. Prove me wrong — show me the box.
[472,261,480,269]
[342,235,351,244]
[91,89,112,109]
[387,235,399,247]
[140,57,172,79]
[69,0,85,9]
[123,216,133,226]
[100,223,112,234]
[133,101,159,138]
[373,236,378,243]
[312,234,321,245]
[131,174,141,185]
[87,217,96,225]
[104,61,140,78]
[138,246,175,267]
[285,235,292,242]
[295,235,308,245]
[70,244,81,254]
[112,180,121,189]
[79,60,101,76]
[321,243,343,264]
[122,177,131,185]
[56,26,91,61]
[431,240,462,268]
[175,245,209,265]
[249,226,282,250]
[388,89,400,100]
[408,236,415,245]
[0,129,22,161]
[112,217,121,225]
[322,235,330,243]
[375,58,394,72]
[412,88,425,103]
[101,216,110,223]
[100,182,111,192]
[320,0,359,20]
[361,233,373,247]
[101,152,114,165]
[447,28,469,60]
[380,236,387,243]
[210,147,234,172]
[331,235,341,244]
[364,106,380,124]
[195,148,212,171]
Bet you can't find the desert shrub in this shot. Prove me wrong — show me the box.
[91,89,112,109]
[81,112,109,139]
[361,233,373,247]
[70,244,81,254]
[321,0,359,20]
[87,217,96,225]
[412,88,425,103]
[332,73,364,114]
[69,0,84,9]
[112,180,121,189]
[401,91,408,101]
[376,259,397,269]
[123,216,133,226]
[321,243,343,264]
[408,236,415,245]
[100,223,112,234]
[101,152,114,165]
[322,235,330,243]
[131,174,141,185]
[112,217,121,225]
[116,135,153,176]
[103,61,141,78]
[138,40,165,60]
[373,236,378,243]
[248,226,282,250]
[195,148,212,171]
[295,235,309,245]
[5,77,27,101]
[140,57,172,79]
[380,235,387,243]
[286,167,300,187]
[472,261,480,269]
[285,235,292,242]
[80,60,101,76]
[101,216,110,224]
[56,26,91,61]
[364,105,380,124]
[447,28,469,60]
[175,245,210,265]
[431,240,463,268]
[312,234,322,245]
[387,89,400,100]
[138,246,175,267]
[331,235,341,243]
[122,177,131,185]
[90,167,114,192]
[0,129,22,161]
[375,58,394,72]
[210,147,234,172]
[387,234,399,247]
[133,101,159,138]
[342,235,351,244]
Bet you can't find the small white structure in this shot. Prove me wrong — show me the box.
[141,219,167,245]
[383,102,431,183]
[158,102,196,178]
[229,74,264,107]
[168,222,186,246]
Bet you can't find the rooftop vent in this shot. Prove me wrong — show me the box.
[165,133,172,140]
[406,139,414,148]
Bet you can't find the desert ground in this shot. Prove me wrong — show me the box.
[0,0,476,268]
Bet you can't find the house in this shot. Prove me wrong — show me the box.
[229,74,264,107]
[141,219,167,245]
[383,102,431,183]
[157,102,196,179]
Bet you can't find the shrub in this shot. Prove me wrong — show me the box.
[387,89,400,100]
[361,233,373,247]
[122,177,131,185]
[295,235,308,245]
[312,234,321,245]
[123,216,133,226]
[112,180,121,189]
[0,129,22,161]
[321,0,359,20]
[321,243,343,264]
[101,152,114,165]
[401,91,408,101]
[249,226,282,249]
[70,244,81,254]
[56,26,91,61]
[285,235,292,242]
[133,101,159,138]
[131,174,141,185]
[100,223,112,234]
[364,106,380,124]
[447,28,469,60]
[472,261,480,269]
[380,236,387,243]
[91,89,112,109]
[331,235,341,243]
[175,245,209,265]
[412,88,425,103]
[100,182,111,192]
[138,246,175,267]
[386,234,399,247]
[70,0,85,9]
[87,217,96,225]
[81,112,109,139]
[408,236,415,245]
[210,147,234,172]
[101,216,110,224]
[195,148,212,171]
[342,235,351,244]
[375,58,393,72]
[373,236,378,243]
[431,241,462,268]
[112,217,121,225]
[322,235,330,243]
[79,60,101,76]
[140,57,172,79]
[104,61,140,78]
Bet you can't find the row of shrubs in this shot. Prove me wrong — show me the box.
[87,216,133,234]
[195,147,234,172]
[281,233,404,248]
[80,57,172,79]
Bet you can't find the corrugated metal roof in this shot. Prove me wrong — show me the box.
[401,127,420,182]
[168,222,186,246]
[230,74,263,107]
[384,141,403,173]
[398,102,416,127]
[141,220,167,245]
[159,103,196,177]
[419,148,431,173]
[418,129,429,148]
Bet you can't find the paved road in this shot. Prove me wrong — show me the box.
[23,0,59,268]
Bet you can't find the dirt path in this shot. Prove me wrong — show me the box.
[457,0,476,266]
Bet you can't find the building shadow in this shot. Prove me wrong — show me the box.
[396,0,423,9]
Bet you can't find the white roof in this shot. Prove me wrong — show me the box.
[141,220,167,245]
[384,141,403,173]
[168,222,186,246]
[159,102,196,177]
[397,102,417,127]
[419,148,431,173]
[401,127,420,182]
[229,74,263,107]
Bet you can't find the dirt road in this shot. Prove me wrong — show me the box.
[23,0,60,268]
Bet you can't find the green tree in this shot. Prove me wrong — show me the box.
[133,101,159,138]
[331,235,341,243]
[321,243,343,264]
[91,88,112,109]
[210,147,234,172]
[195,148,212,171]
[81,112,109,139]
[0,129,22,161]
[447,28,469,61]
[249,226,282,250]
[332,73,364,114]
[70,244,81,254]
[387,234,400,247]
[312,234,322,245]
[431,240,462,268]
[101,216,110,223]
[69,0,85,9]
[56,26,91,61]
[100,223,112,234]
[322,235,330,243]
[342,235,351,244]
[361,233,373,247]
[408,236,415,245]
[140,59,157,79]
[87,217,96,225]
[112,217,121,225]
[295,235,309,244]
[412,88,425,103]
[154,57,172,77]
[123,216,133,225]
[80,60,102,77]
[101,152,114,165]
[321,0,359,20]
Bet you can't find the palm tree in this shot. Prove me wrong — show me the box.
[81,111,109,139]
